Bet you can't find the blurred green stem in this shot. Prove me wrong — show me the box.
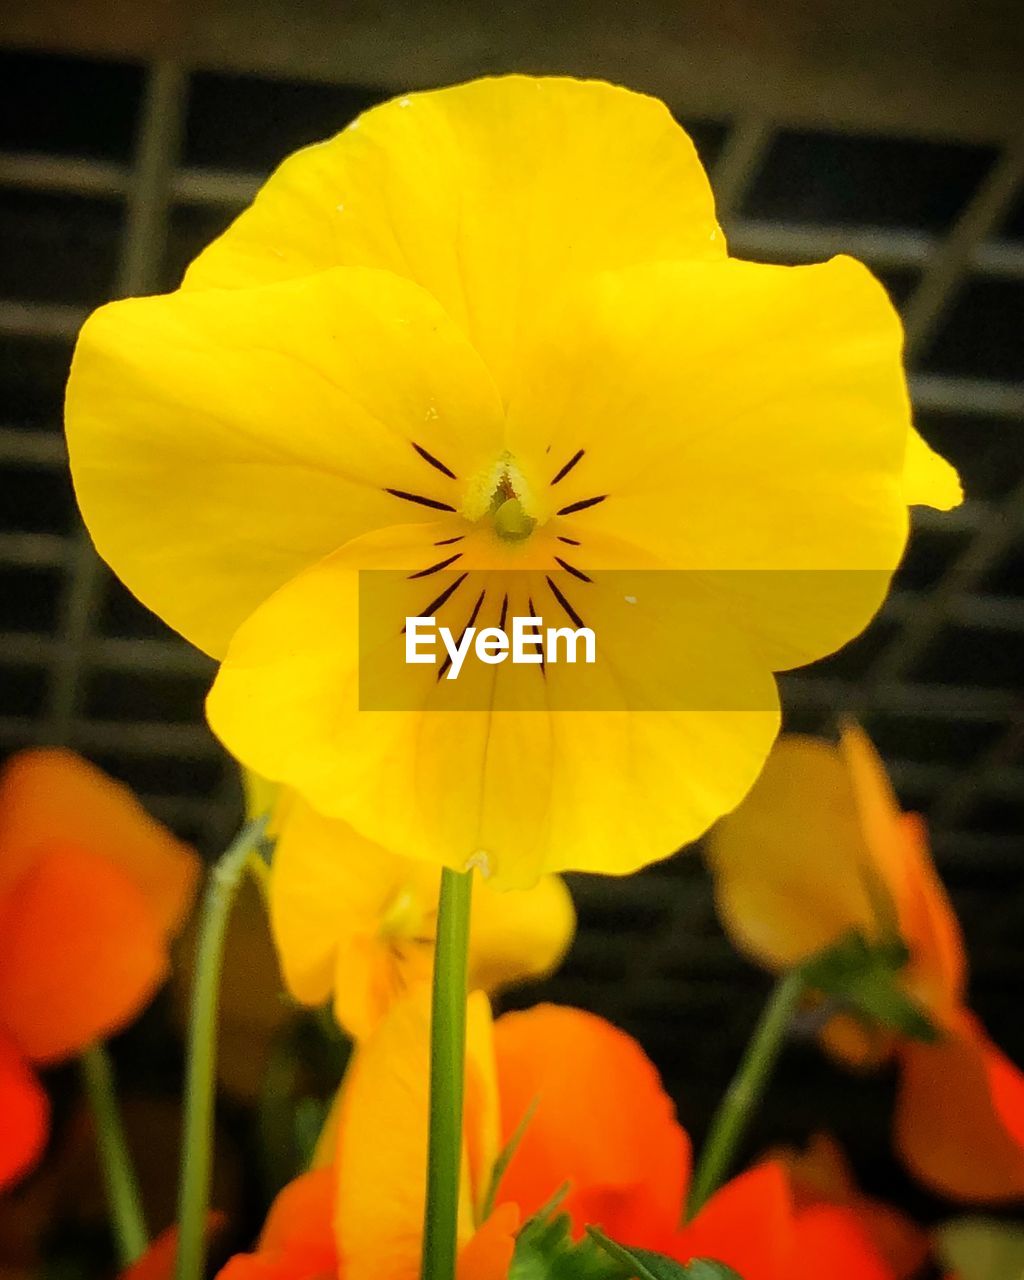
[174,815,269,1280]
[81,1042,149,1267]
[421,867,473,1280]
[686,970,805,1220]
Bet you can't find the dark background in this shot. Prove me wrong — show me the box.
[1,0,1023,1256]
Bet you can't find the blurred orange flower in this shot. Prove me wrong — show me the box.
[213,995,893,1280]
[0,749,198,1190]
[707,725,1024,1202]
[773,1133,928,1279]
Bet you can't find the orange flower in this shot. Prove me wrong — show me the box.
[218,1169,338,1280]
[671,1160,893,1280]
[773,1133,928,1279]
[214,996,892,1280]
[707,725,1024,1202]
[0,749,198,1189]
[119,1216,226,1280]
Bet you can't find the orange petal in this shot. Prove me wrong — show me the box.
[778,1133,927,1279]
[0,1032,48,1190]
[259,1168,337,1261]
[674,1161,795,1280]
[218,1257,331,1280]
[794,1205,892,1280]
[121,1227,182,1280]
[0,848,167,1062]
[0,749,198,936]
[492,1005,689,1250]
[896,1010,1024,1201]
[888,813,965,1019]
[214,1173,336,1280]
[840,727,965,1015]
[122,1215,226,1280]
[458,1203,520,1280]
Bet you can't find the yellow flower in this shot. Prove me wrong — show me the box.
[250,779,574,1040]
[66,76,960,889]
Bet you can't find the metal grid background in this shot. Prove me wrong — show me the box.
[1,41,1023,1194]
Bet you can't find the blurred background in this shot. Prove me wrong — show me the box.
[0,0,1022,1267]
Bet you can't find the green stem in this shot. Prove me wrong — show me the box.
[174,815,268,1280]
[421,867,474,1280]
[686,970,805,1220]
[81,1042,149,1267]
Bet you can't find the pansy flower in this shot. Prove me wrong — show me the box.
[707,725,1024,1201]
[0,749,198,1190]
[66,76,960,888]
[212,992,893,1280]
[264,788,575,1040]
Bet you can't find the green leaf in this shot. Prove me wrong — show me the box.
[936,1217,1024,1280]
[511,1207,744,1280]
[586,1228,742,1280]
[482,1097,539,1219]
[800,930,938,1042]
[510,1204,621,1280]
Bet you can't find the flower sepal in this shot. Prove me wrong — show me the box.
[585,1226,743,1280]
[507,1203,743,1280]
[800,930,938,1045]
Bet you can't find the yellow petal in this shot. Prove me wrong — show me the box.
[66,266,502,657]
[268,796,404,1020]
[184,76,724,396]
[903,426,963,510]
[241,768,281,827]
[334,987,493,1280]
[270,787,574,1036]
[469,874,575,996]
[334,985,433,1280]
[207,526,780,889]
[507,255,928,671]
[464,992,502,1222]
[706,735,880,969]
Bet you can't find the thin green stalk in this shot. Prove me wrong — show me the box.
[175,815,268,1280]
[81,1042,149,1267]
[686,970,805,1220]
[421,867,474,1280]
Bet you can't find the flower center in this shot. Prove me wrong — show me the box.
[490,467,536,543]
[379,885,430,943]
[462,452,539,541]
[492,496,535,541]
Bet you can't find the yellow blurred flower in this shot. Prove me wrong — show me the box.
[251,779,574,1040]
[66,76,960,888]
[707,725,1024,1203]
[705,725,962,1051]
